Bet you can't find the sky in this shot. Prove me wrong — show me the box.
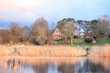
[0,0,110,28]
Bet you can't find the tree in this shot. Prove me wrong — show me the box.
[0,29,10,44]
[31,17,48,45]
[90,20,98,36]
[90,16,110,38]
[57,18,75,44]
[9,22,23,44]
[99,16,110,37]
[20,26,31,43]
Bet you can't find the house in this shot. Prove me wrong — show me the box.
[77,20,90,38]
[51,28,63,41]
[73,22,85,38]
[48,28,64,44]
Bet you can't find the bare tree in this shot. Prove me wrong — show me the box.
[9,22,23,44]
[0,29,10,44]
[20,26,31,43]
[98,16,110,37]
[90,16,110,38]
[32,17,48,45]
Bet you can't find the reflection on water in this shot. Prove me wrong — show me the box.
[74,59,109,73]
[0,59,110,73]
[16,64,35,73]
[33,64,48,73]
[48,64,59,73]
[6,64,35,73]
[58,64,74,73]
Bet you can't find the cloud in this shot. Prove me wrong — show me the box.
[0,0,110,21]
[0,0,16,11]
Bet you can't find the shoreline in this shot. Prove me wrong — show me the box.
[0,44,110,68]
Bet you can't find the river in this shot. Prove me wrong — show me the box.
[0,58,110,73]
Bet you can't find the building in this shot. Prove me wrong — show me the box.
[77,20,90,38]
[51,28,63,41]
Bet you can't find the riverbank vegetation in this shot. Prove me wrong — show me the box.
[0,16,110,46]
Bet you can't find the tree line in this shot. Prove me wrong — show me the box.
[0,16,110,45]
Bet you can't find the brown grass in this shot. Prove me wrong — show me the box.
[0,45,86,65]
[89,44,110,69]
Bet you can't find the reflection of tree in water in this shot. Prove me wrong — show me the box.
[74,59,109,73]
[16,64,35,73]
[4,62,110,73]
[33,64,48,73]
[4,48,110,73]
[0,65,4,73]
[58,64,74,73]
[7,59,20,73]
[7,47,21,73]
[57,60,110,73]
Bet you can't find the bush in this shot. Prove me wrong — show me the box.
[84,37,93,43]
[32,37,47,45]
